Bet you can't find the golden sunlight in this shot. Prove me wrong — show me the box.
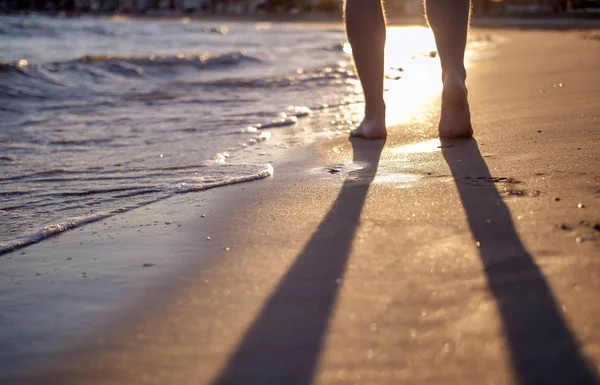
[390,138,442,154]
[383,26,441,126]
[344,26,474,128]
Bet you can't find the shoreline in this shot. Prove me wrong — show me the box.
[1,28,599,384]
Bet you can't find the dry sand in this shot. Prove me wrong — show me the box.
[1,29,599,385]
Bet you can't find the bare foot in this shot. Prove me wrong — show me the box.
[438,75,473,138]
[350,107,387,140]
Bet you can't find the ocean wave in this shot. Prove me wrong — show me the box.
[0,51,263,102]
[0,60,29,72]
[0,163,274,255]
[74,51,261,69]
[0,16,230,38]
[248,107,311,130]
[181,63,356,90]
[0,19,60,38]
[1,51,261,78]
[0,60,75,101]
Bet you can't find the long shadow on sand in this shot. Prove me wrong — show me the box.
[442,138,598,385]
[211,139,385,385]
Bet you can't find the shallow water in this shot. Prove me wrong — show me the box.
[0,15,487,252]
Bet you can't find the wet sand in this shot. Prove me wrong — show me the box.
[1,29,600,384]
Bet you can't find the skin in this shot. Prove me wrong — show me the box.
[345,0,473,139]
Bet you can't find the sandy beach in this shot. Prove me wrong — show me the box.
[1,27,599,385]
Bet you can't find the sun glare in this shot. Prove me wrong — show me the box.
[343,26,480,132]
[343,27,446,127]
[383,26,442,126]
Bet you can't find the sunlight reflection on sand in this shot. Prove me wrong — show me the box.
[373,172,423,186]
[372,139,443,186]
[390,138,442,154]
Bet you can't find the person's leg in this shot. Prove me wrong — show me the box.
[425,0,474,138]
[344,0,387,139]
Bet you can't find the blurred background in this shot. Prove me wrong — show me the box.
[2,0,600,19]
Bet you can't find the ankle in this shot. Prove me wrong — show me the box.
[365,101,386,120]
[442,69,466,86]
